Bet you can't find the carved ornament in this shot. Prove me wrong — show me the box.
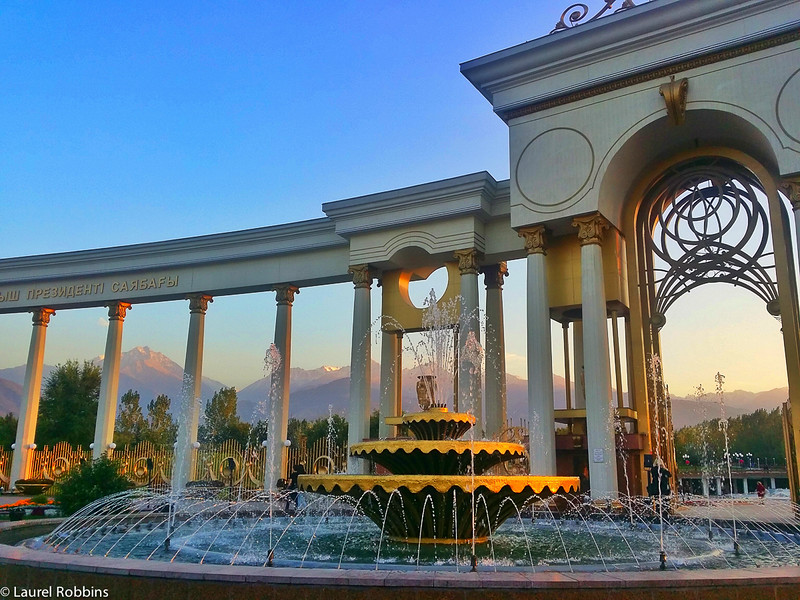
[518,226,547,255]
[483,262,509,290]
[780,177,800,211]
[572,214,610,246]
[107,302,132,321]
[453,249,481,275]
[659,76,689,126]
[551,0,636,34]
[348,264,373,289]
[274,285,300,305]
[188,294,213,314]
[32,307,56,327]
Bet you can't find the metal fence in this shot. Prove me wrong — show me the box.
[2,438,348,495]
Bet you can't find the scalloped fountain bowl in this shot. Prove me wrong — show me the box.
[299,407,578,543]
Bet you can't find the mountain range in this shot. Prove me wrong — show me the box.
[0,346,788,428]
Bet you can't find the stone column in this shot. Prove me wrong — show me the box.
[702,476,710,497]
[573,214,618,499]
[347,265,372,473]
[483,262,508,440]
[573,321,586,409]
[780,178,800,267]
[519,226,557,474]
[93,302,132,459]
[10,308,55,487]
[173,294,212,490]
[266,285,299,490]
[454,248,483,434]
[379,329,402,439]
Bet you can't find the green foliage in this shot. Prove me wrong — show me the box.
[198,387,250,446]
[142,394,178,446]
[114,390,146,446]
[37,360,100,446]
[55,455,133,516]
[29,494,49,505]
[0,412,18,448]
[675,407,786,470]
[287,413,348,448]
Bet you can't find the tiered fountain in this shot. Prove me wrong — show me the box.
[299,379,579,544]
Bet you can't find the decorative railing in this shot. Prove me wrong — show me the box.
[3,438,348,494]
[551,0,637,34]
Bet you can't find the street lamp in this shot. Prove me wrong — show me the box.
[682,453,690,466]
[746,452,752,468]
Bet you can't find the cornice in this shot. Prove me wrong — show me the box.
[323,172,506,237]
[461,0,799,119]
[0,217,345,283]
[499,26,800,122]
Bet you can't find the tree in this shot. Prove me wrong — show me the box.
[37,360,100,446]
[198,387,250,446]
[55,456,133,516]
[114,389,146,447]
[0,413,18,448]
[287,414,348,448]
[143,394,178,446]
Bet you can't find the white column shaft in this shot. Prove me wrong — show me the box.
[10,309,53,486]
[347,276,371,473]
[173,296,211,490]
[458,271,482,433]
[527,252,556,474]
[573,321,586,409]
[484,265,507,440]
[581,243,618,498]
[93,304,130,459]
[267,287,296,489]
[379,331,402,439]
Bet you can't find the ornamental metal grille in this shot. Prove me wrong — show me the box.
[640,157,778,320]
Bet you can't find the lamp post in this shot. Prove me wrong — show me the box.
[746,452,752,468]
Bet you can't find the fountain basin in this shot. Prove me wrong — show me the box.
[299,474,579,543]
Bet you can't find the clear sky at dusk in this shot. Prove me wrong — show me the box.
[0,1,791,398]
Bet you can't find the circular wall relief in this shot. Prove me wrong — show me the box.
[776,68,800,144]
[514,127,594,212]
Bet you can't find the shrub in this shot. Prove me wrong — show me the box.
[29,494,49,505]
[55,455,133,516]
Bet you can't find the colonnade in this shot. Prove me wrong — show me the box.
[9,212,623,498]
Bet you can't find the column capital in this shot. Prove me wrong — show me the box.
[274,284,300,305]
[454,248,482,275]
[572,213,610,246]
[31,307,56,327]
[780,177,800,210]
[483,262,509,290]
[348,265,373,289]
[107,302,132,321]
[187,294,213,314]
[518,225,547,255]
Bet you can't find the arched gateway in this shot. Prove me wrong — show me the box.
[1,0,799,500]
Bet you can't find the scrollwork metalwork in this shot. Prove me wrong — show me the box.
[551,0,637,34]
[640,157,778,318]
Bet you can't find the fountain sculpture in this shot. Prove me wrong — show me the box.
[300,399,578,544]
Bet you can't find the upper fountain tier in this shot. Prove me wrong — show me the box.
[350,408,526,474]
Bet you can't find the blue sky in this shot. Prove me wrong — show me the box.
[0,1,790,397]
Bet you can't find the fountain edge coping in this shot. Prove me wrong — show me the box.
[2,535,800,590]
